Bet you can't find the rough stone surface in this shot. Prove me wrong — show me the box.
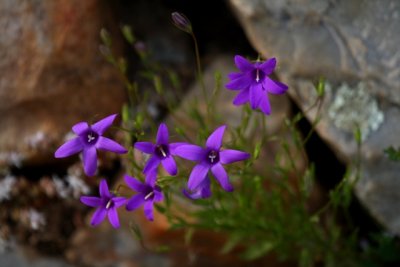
[229,0,400,233]
[0,0,126,168]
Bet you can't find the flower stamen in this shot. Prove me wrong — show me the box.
[144,191,154,200]
[208,150,217,163]
[159,147,167,157]
[255,68,260,83]
[87,133,96,143]
[106,199,113,209]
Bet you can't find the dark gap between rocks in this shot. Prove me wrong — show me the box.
[291,99,385,240]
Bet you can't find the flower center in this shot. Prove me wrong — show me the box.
[144,191,154,200]
[207,150,219,164]
[155,144,169,158]
[83,130,99,145]
[253,68,265,83]
[105,199,114,210]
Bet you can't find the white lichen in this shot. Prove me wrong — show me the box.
[52,175,69,199]
[0,152,24,168]
[25,131,46,149]
[0,175,16,202]
[52,171,89,199]
[328,82,384,141]
[66,174,89,199]
[27,209,46,230]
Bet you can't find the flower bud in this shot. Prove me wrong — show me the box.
[171,12,192,33]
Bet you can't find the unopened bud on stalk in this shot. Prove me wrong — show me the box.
[171,12,192,33]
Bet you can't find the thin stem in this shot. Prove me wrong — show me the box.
[190,32,208,107]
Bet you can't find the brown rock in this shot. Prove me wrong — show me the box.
[228,0,400,233]
[0,0,126,168]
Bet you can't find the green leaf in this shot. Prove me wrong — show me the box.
[316,77,325,97]
[129,221,143,241]
[153,75,163,94]
[121,25,135,44]
[242,241,274,260]
[384,146,400,161]
[221,234,242,254]
[253,141,262,160]
[100,28,112,47]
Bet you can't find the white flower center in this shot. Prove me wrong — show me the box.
[255,68,260,82]
[144,191,154,200]
[87,133,96,143]
[106,199,113,209]
[208,151,217,163]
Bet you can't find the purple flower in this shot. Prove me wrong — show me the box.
[124,171,164,221]
[183,175,211,200]
[80,179,126,228]
[226,55,288,115]
[134,123,183,176]
[175,125,250,192]
[55,114,127,177]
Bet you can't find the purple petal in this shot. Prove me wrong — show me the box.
[99,179,111,199]
[96,136,127,154]
[206,125,226,150]
[234,55,254,72]
[107,208,120,228]
[91,114,117,135]
[225,74,252,90]
[259,93,272,115]
[228,72,242,80]
[174,145,205,161]
[113,197,127,208]
[169,142,187,155]
[153,189,164,202]
[250,83,263,109]
[188,162,210,191]
[126,194,145,211]
[90,207,107,226]
[145,170,157,186]
[143,156,160,174]
[83,147,97,176]
[211,163,233,192]
[134,142,155,154]
[263,77,288,95]
[161,156,177,175]
[183,176,211,200]
[72,122,89,135]
[233,88,250,106]
[124,175,146,192]
[156,123,169,145]
[220,149,250,164]
[54,137,83,158]
[80,196,102,207]
[260,58,276,75]
[144,201,154,221]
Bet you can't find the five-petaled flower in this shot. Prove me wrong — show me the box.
[80,179,127,228]
[225,55,288,115]
[134,123,183,176]
[175,125,250,192]
[54,114,127,176]
[124,171,164,221]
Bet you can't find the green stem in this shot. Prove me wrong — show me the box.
[190,33,208,109]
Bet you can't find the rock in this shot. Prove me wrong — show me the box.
[228,0,400,233]
[0,0,126,168]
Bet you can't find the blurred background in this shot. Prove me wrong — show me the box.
[0,0,399,266]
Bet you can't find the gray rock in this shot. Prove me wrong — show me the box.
[229,0,400,233]
[0,0,126,168]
